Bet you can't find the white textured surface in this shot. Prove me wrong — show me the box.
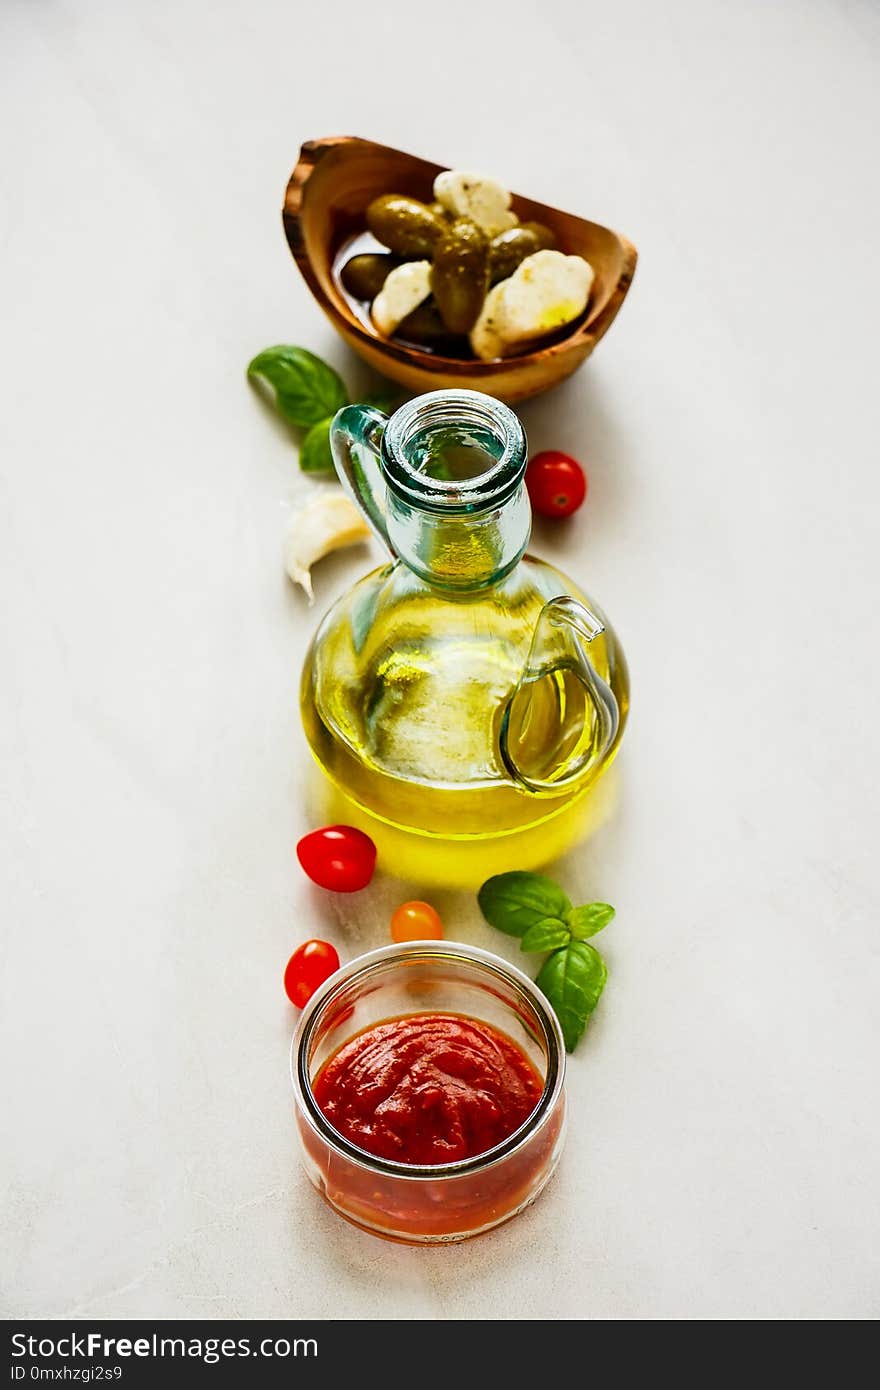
[2,0,879,1321]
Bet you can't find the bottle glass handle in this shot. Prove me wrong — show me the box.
[501,596,620,795]
[329,405,395,559]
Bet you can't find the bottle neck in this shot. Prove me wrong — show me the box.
[379,389,531,593]
[386,483,531,592]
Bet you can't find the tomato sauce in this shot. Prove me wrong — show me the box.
[312,1013,543,1165]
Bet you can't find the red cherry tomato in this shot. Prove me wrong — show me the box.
[525,450,587,518]
[296,825,377,892]
[284,939,340,1008]
[390,901,444,943]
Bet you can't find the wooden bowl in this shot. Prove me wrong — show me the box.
[282,136,637,404]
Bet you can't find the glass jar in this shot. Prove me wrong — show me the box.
[290,941,567,1244]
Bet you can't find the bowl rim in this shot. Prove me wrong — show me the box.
[282,133,638,376]
[290,939,566,1181]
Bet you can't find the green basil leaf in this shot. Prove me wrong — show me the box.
[567,902,615,939]
[299,418,335,473]
[536,941,607,1052]
[247,346,348,428]
[477,871,572,938]
[520,919,572,953]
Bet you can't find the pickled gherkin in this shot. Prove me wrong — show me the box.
[366,195,445,258]
[396,300,465,350]
[430,219,490,334]
[340,253,398,301]
[489,223,557,285]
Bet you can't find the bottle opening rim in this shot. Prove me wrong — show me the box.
[381,389,527,513]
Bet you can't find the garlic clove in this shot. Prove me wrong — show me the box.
[371,260,432,336]
[433,170,518,237]
[284,493,370,602]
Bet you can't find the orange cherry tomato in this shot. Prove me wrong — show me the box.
[390,901,444,943]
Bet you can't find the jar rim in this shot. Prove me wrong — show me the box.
[381,389,527,514]
[290,940,565,1180]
